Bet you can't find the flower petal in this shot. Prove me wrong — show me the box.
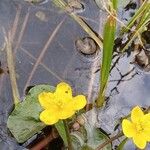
[58,108,75,119]
[142,113,150,122]
[122,119,136,138]
[71,95,86,110]
[133,134,147,149]
[131,106,144,123]
[38,92,54,109]
[40,109,59,125]
[55,82,72,98]
[142,130,150,141]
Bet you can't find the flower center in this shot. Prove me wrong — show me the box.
[136,122,144,133]
[56,100,64,109]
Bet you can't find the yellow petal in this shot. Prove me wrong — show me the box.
[55,82,72,99]
[71,95,86,110]
[133,134,147,149]
[141,116,150,142]
[58,108,75,119]
[142,130,150,141]
[131,106,144,123]
[142,113,150,122]
[40,109,59,125]
[38,92,54,109]
[143,120,150,131]
[122,119,136,138]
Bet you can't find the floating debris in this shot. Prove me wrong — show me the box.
[66,0,84,13]
[24,0,48,4]
[75,37,98,55]
[35,11,47,22]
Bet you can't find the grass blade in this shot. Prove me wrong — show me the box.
[121,3,150,52]
[121,0,149,34]
[111,0,118,10]
[96,14,116,107]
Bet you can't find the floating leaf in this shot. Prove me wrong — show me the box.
[7,84,55,143]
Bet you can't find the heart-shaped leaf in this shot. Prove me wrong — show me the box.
[7,84,55,143]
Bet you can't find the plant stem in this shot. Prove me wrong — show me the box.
[5,32,20,105]
[63,120,72,150]
[96,132,124,150]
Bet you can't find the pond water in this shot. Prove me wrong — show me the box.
[0,0,150,149]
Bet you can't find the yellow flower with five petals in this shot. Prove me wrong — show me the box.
[38,82,87,125]
[122,106,150,149]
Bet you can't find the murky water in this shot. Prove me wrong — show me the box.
[0,0,150,149]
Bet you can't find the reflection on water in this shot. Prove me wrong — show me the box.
[0,0,149,149]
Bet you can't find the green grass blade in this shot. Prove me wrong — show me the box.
[121,3,150,52]
[111,0,118,10]
[96,15,116,107]
[121,0,149,34]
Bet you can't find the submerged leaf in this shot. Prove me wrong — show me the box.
[85,123,111,150]
[7,85,55,143]
[81,145,94,150]
[71,131,85,149]
[71,114,111,150]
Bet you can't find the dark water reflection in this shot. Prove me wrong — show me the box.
[0,0,149,149]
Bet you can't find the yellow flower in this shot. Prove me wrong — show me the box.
[38,82,87,125]
[122,106,150,149]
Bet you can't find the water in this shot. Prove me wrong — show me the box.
[0,0,149,149]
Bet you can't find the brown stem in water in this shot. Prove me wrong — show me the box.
[29,128,59,150]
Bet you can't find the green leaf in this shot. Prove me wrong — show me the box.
[111,0,118,10]
[55,120,68,146]
[97,14,116,107]
[7,84,55,143]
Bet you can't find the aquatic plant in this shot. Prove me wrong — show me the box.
[3,0,150,149]
[38,82,86,125]
[122,106,150,149]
